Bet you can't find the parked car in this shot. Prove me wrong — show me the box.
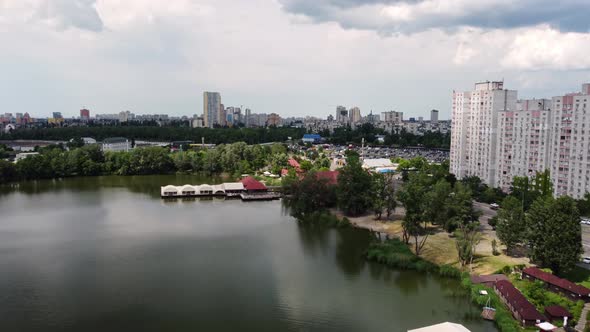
[580,218,590,225]
[490,203,500,210]
[583,257,590,264]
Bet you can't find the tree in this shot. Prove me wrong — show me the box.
[371,173,386,220]
[455,222,481,269]
[444,183,478,233]
[383,174,397,219]
[577,192,590,217]
[526,196,582,276]
[423,179,452,227]
[283,170,337,219]
[0,160,17,184]
[397,172,431,254]
[495,196,526,255]
[337,152,373,216]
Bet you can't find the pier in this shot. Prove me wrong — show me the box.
[161,176,281,201]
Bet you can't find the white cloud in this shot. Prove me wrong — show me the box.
[501,26,590,71]
[0,0,589,120]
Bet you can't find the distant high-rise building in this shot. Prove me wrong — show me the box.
[430,109,439,123]
[52,112,63,119]
[418,116,424,122]
[336,106,349,124]
[366,111,379,123]
[381,111,403,124]
[203,92,221,128]
[80,109,90,120]
[218,105,227,127]
[245,108,251,127]
[267,113,281,127]
[327,114,334,122]
[118,110,133,122]
[350,107,361,123]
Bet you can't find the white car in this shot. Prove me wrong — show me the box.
[583,257,590,264]
[581,218,590,225]
[490,203,499,210]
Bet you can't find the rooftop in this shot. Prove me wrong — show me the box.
[240,176,267,191]
[495,280,545,322]
[544,305,572,318]
[523,267,590,296]
[408,322,471,332]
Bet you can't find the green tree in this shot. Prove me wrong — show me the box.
[337,152,373,216]
[283,170,337,219]
[0,160,17,183]
[423,179,452,227]
[397,172,431,253]
[371,173,386,220]
[496,196,525,255]
[526,196,582,276]
[577,192,590,217]
[455,222,481,269]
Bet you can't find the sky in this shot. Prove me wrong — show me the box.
[1,0,590,120]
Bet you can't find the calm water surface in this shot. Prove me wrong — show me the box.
[0,176,496,332]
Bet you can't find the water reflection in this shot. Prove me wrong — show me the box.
[0,177,496,332]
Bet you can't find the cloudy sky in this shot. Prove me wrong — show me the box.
[1,0,589,119]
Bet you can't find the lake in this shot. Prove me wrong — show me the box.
[0,176,496,332]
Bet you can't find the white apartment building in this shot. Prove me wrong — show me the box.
[496,99,552,190]
[550,84,590,198]
[450,81,517,187]
[350,107,361,123]
[451,82,590,199]
[381,111,403,124]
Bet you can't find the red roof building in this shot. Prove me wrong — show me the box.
[316,171,339,185]
[544,305,572,322]
[288,158,301,168]
[522,267,590,301]
[494,280,546,327]
[470,274,509,287]
[240,176,268,192]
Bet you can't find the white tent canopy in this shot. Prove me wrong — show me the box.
[408,322,471,332]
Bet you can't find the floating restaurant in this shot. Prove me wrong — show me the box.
[160,176,281,201]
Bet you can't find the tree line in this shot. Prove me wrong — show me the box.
[488,171,583,276]
[2,123,450,148]
[0,142,291,184]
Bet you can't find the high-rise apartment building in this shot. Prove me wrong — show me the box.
[450,81,517,187]
[336,106,349,124]
[381,111,403,124]
[350,107,361,123]
[430,109,439,123]
[203,92,221,128]
[80,109,90,120]
[267,113,281,127]
[451,81,590,199]
[245,108,251,127]
[550,84,590,198]
[496,99,552,190]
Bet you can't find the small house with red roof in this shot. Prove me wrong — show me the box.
[494,280,546,327]
[544,305,572,323]
[522,267,590,301]
[288,158,301,169]
[240,176,268,193]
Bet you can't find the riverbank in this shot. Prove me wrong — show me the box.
[365,238,521,331]
[333,208,530,275]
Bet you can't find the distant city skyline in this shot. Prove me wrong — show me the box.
[1,1,589,119]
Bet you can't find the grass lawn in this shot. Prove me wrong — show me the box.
[563,265,590,289]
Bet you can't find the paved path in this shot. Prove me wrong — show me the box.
[575,302,590,331]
